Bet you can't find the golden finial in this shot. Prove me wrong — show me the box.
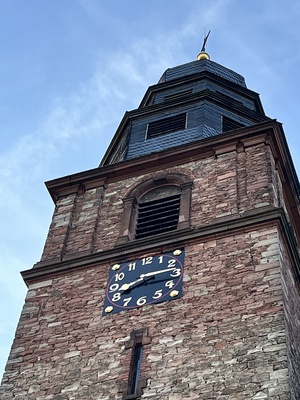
[197,30,211,61]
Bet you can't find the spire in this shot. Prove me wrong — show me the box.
[197,30,211,61]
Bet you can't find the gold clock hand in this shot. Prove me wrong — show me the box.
[140,267,176,278]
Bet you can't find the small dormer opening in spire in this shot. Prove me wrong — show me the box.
[197,30,211,61]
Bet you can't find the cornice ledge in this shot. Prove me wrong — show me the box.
[21,206,299,285]
[46,120,279,203]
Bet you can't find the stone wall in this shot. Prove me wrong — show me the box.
[1,139,299,399]
[41,186,105,261]
[0,225,292,399]
[279,230,300,399]
[41,142,280,261]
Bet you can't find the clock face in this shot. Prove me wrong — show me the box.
[103,249,184,315]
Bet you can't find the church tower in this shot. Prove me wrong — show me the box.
[1,44,300,399]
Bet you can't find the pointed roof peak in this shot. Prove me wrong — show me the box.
[197,30,211,61]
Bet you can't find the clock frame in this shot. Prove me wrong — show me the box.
[103,249,184,315]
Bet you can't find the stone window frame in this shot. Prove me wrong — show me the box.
[116,172,193,245]
[120,328,151,400]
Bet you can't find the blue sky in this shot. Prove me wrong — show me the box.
[1,0,300,378]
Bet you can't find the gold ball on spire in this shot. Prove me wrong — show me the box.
[197,51,210,61]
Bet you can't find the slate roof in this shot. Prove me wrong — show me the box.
[100,58,269,166]
[158,59,247,88]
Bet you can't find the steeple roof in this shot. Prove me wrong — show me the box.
[100,57,269,166]
[158,59,247,88]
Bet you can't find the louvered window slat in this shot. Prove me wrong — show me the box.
[139,196,180,211]
[137,218,178,233]
[135,194,180,239]
[138,207,180,222]
[146,113,186,139]
[137,207,180,226]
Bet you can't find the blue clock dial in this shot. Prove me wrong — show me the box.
[103,249,184,315]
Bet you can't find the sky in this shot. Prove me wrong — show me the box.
[1,0,300,379]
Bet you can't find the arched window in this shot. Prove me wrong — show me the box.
[116,173,193,245]
[135,185,181,239]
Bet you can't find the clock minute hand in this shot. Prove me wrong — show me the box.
[119,268,176,291]
[140,268,176,278]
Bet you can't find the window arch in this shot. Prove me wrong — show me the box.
[116,173,193,244]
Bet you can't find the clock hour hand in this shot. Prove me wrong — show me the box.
[119,277,145,291]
